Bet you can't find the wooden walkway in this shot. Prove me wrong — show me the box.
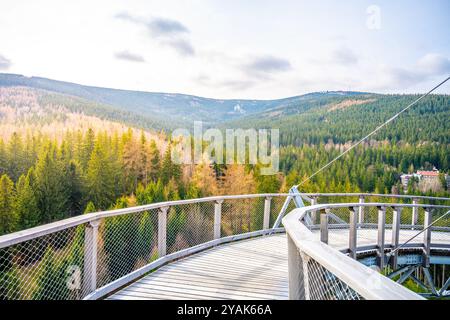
[108,234,289,300]
[108,229,449,300]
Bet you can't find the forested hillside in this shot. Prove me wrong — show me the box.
[0,86,179,132]
[0,78,448,237]
[224,94,450,145]
[0,128,281,236]
[0,73,369,126]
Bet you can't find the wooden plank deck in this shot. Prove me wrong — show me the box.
[108,229,449,300]
[108,234,289,300]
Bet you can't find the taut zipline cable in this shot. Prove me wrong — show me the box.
[296,76,450,187]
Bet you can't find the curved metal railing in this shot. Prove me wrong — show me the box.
[282,202,450,300]
[0,193,448,300]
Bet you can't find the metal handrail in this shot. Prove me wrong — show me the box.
[2,193,447,249]
[0,193,284,248]
[296,193,450,201]
[282,204,433,300]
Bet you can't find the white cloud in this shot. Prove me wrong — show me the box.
[147,17,189,37]
[0,54,12,70]
[0,1,448,98]
[161,38,194,56]
[245,55,292,74]
[377,54,449,90]
[115,12,194,57]
[114,50,145,63]
[330,47,359,65]
[416,53,450,76]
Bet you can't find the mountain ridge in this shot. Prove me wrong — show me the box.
[0,73,370,125]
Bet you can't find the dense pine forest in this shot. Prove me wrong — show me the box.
[0,121,448,236]
[0,82,448,300]
[0,85,448,236]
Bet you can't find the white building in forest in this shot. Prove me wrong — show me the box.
[400,169,447,192]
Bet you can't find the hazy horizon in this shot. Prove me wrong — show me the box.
[3,72,450,101]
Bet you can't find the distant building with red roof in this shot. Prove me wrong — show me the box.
[416,170,440,177]
[400,169,447,192]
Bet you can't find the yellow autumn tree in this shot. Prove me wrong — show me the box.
[220,164,256,195]
[220,165,256,234]
[191,161,219,196]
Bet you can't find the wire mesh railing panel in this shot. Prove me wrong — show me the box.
[0,226,85,300]
[362,205,379,226]
[356,206,380,247]
[400,207,414,227]
[326,207,350,249]
[270,196,288,226]
[0,193,447,300]
[166,202,214,254]
[221,198,264,236]
[430,207,450,243]
[305,254,363,300]
[270,195,305,227]
[397,207,424,249]
[431,207,450,227]
[97,209,159,288]
[417,206,426,226]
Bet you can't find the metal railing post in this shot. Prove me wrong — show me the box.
[83,219,101,294]
[349,207,358,259]
[214,200,223,239]
[376,206,386,270]
[263,197,272,230]
[391,207,401,270]
[422,208,432,268]
[310,197,318,225]
[320,210,328,244]
[412,198,419,227]
[358,196,365,226]
[287,234,306,300]
[158,206,169,257]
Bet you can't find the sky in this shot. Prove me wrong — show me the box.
[0,0,449,99]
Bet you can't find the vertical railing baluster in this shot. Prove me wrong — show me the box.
[214,200,223,239]
[358,196,365,227]
[263,197,272,230]
[422,208,432,268]
[411,198,419,228]
[377,206,386,270]
[83,219,101,294]
[320,211,328,244]
[158,206,168,257]
[349,207,357,259]
[310,196,318,225]
[391,207,401,270]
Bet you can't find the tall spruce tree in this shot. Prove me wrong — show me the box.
[86,141,115,209]
[148,140,161,183]
[63,160,84,217]
[7,132,25,181]
[15,168,40,229]
[34,144,68,223]
[0,174,17,235]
